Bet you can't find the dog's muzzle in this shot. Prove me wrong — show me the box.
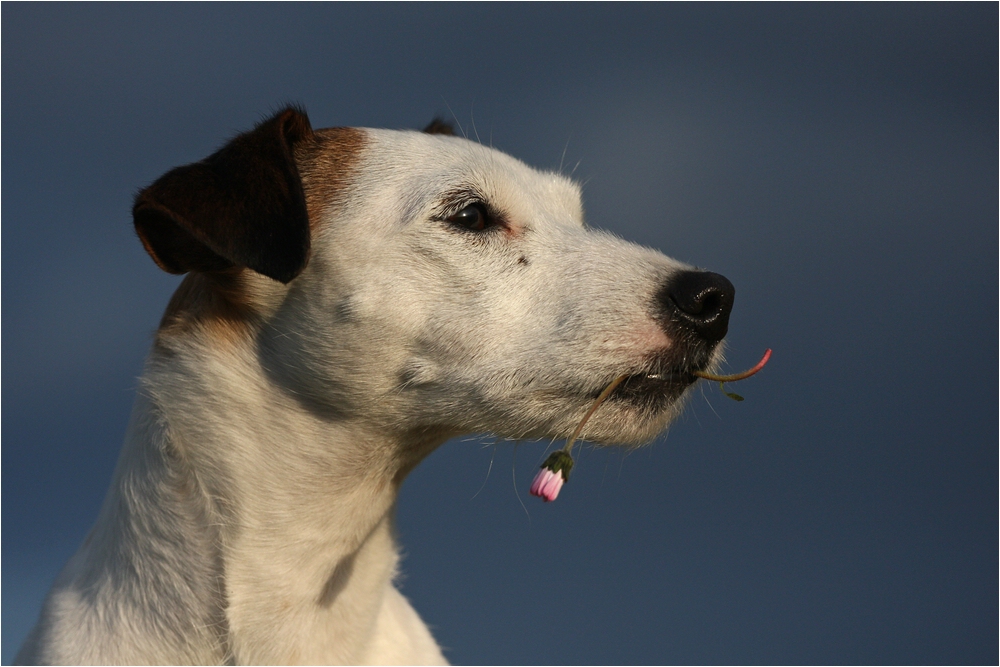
[602,270,736,412]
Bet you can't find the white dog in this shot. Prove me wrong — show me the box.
[16,108,735,665]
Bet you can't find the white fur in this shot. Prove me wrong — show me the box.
[17,126,722,665]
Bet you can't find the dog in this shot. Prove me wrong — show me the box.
[16,107,735,665]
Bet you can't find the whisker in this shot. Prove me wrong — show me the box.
[470,439,498,500]
[512,442,531,522]
[701,382,721,421]
[558,138,570,173]
[441,97,467,139]
[470,102,481,145]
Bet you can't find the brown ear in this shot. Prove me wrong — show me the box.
[133,106,314,284]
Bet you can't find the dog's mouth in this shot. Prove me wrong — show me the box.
[615,370,694,399]
[590,364,701,413]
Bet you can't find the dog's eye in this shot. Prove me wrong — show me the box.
[446,204,492,232]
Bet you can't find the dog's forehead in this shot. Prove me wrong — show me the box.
[356,128,583,218]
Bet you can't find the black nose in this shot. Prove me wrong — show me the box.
[658,271,735,342]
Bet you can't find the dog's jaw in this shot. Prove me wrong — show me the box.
[278,131,713,447]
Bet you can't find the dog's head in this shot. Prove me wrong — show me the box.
[135,107,734,447]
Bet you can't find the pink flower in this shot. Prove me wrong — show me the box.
[530,468,565,502]
[530,450,574,502]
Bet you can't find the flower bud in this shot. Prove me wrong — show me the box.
[529,451,574,502]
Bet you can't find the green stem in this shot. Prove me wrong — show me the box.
[564,374,628,454]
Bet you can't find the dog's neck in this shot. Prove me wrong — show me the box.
[73,330,447,664]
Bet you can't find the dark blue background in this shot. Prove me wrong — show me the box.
[3,4,996,664]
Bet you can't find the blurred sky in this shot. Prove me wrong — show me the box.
[2,4,997,665]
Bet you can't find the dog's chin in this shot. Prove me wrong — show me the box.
[569,360,712,445]
[454,356,716,445]
[567,397,685,446]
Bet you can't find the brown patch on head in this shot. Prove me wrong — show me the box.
[294,127,367,230]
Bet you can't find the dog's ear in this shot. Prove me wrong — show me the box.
[422,118,455,136]
[133,107,314,284]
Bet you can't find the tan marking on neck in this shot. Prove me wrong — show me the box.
[156,269,261,347]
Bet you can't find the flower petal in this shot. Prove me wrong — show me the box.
[541,470,564,501]
[529,469,551,497]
